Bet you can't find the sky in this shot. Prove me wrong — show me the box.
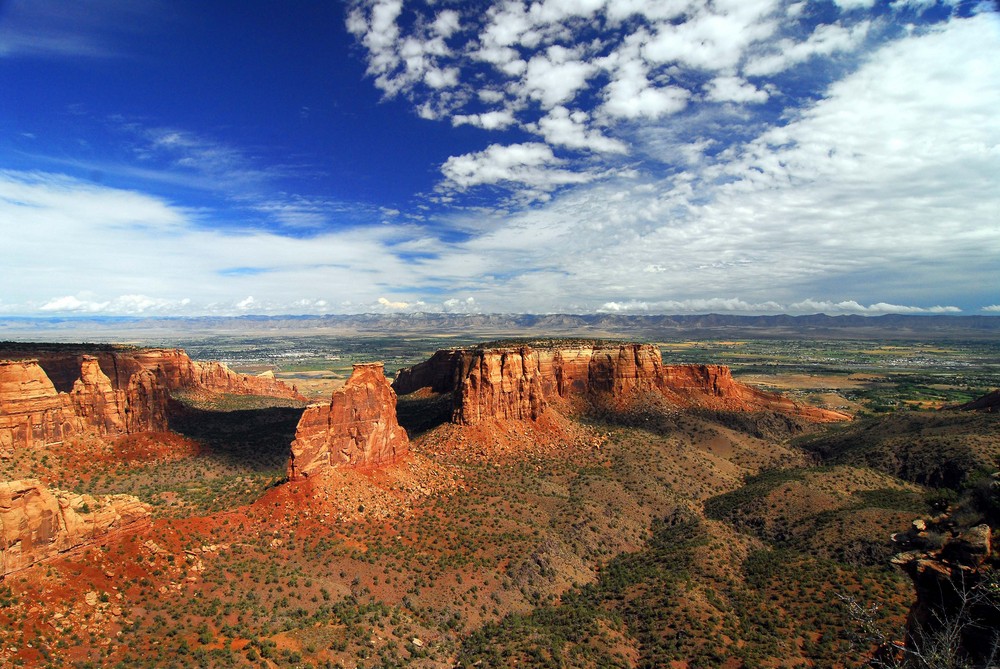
[0,0,998,317]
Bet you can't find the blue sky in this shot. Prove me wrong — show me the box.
[1,0,998,317]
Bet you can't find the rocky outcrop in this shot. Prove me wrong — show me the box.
[289,364,408,479]
[0,479,150,576]
[125,368,171,433]
[70,356,127,434]
[1,345,304,457]
[0,355,172,457]
[892,506,999,664]
[391,349,467,395]
[393,342,850,426]
[0,360,83,456]
[131,349,304,400]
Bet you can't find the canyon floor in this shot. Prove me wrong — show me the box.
[1,333,998,668]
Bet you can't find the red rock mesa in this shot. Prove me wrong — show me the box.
[393,342,850,425]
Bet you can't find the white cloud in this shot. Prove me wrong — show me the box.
[600,298,786,313]
[981,305,1000,313]
[38,294,192,314]
[600,57,691,119]
[534,107,628,153]
[522,46,598,108]
[377,297,410,309]
[40,296,108,313]
[833,0,876,9]
[439,143,597,194]
[704,75,769,103]
[788,300,961,314]
[744,21,871,76]
[236,296,256,310]
[452,110,516,130]
[642,2,780,70]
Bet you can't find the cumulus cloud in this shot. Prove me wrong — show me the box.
[39,294,192,314]
[744,20,871,76]
[343,0,880,198]
[981,305,1000,313]
[439,142,597,196]
[704,76,769,104]
[377,297,410,309]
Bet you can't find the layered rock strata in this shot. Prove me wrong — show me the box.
[289,364,408,479]
[0,360,83,455]
[393,343,850,425]
[0,479,150,576]
[1,346,303,457]
[0,357,171,456]
[131,349,304,400]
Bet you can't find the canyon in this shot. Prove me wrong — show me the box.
[0,344,304,576]
[2,336,992,668]
[0,346,302,457]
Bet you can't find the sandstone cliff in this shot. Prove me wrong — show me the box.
[0,479,150,576]
[1,345,304,457]
[131,349,304,400]
[289,363,408,479]
[0,355,172,457]
[393,342,850,425]
[0,360,83,456]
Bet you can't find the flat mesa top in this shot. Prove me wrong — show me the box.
[468,338,639,351]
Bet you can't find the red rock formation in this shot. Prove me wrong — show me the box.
[289,363,408,479]
[0,360,82,456]
[132,348,304,400]
[0,479,150,576]
[125,368,170,433]
[391,349,466,395]
[453,348,546,424]
[393,342,850,425]
[70,356,127,434]
[1,345,299,458]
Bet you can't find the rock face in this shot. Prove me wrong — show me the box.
[131,349,304,400]
[0,360,84,456]
[0,479,150,576]
[289,364,408,479]
[70,356,127,434]
[0,356,171,457]
[1,345,304,457]
[393,343,850,425]
[892,507,999,664]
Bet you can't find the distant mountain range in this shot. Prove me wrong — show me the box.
[1,312,998,341]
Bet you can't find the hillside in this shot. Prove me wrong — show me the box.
[0,339,996,667]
